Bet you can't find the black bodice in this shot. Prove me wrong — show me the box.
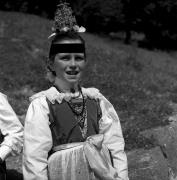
[47,97,102,153]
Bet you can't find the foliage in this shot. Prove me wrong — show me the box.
[71,0,177,48]
[0,0,57,17]
[70,0,123,32]
[1,0,177,49]
[142,0,177,48]
[121,0,177,47]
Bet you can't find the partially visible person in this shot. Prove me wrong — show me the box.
[0,92,23,179]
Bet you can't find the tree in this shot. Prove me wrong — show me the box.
[70,0,123,33]
[140,0,177,48]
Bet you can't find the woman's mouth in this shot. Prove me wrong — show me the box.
[66,71,79,75]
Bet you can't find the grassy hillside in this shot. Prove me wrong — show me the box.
[1,11,177,150]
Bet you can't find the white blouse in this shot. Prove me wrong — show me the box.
[0,92,23,160]
[23,87,129,180]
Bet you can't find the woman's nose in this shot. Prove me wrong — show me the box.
[69,59,77,70]
[70,57,76,67]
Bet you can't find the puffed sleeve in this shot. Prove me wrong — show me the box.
[99,94,129,180]
[23,97,53,180]
[0,93,23,160]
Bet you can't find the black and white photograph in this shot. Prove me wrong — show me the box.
[0,0,177,180]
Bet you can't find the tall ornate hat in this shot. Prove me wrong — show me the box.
[48,0,86,39]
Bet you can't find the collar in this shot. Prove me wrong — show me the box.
[30,87,101,104]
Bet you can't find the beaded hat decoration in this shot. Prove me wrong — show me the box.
[48,0,86,39]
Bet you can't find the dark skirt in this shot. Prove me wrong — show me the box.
[0,162,6,180]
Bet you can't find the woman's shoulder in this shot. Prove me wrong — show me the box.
[29,87,58,103]
[82,87,113,106]
[0,92,9,105]
[82,87,103,100]
[29,87,65,105]
[0,92,7,99]
[0,93,13,111]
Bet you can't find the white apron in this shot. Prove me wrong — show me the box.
[48,134,120,180]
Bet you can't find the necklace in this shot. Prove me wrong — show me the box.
[53,85,88,138]
[67,87,88,138]
[67,88,85,116]
[53,85,81,99]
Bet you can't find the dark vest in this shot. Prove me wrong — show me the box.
[47,98,101,150]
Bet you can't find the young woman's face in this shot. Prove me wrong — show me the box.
[52,39,86,85]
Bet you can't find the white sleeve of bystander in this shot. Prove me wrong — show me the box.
[0,92,23,161]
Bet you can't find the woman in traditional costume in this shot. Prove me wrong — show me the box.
[0,92,23,179]
[23,1,129,180]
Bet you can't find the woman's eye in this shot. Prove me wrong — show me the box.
[60,56,70,61]
[75,56,85,61]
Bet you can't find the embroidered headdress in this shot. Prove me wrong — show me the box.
[48,0,86,39]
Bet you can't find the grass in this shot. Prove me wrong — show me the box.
[1,11,177,150]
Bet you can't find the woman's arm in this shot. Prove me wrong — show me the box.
[0,93,23,161]
[23,97,52,180]
[99,95,129,180]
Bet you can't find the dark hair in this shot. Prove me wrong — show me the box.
[49,32,85,61]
